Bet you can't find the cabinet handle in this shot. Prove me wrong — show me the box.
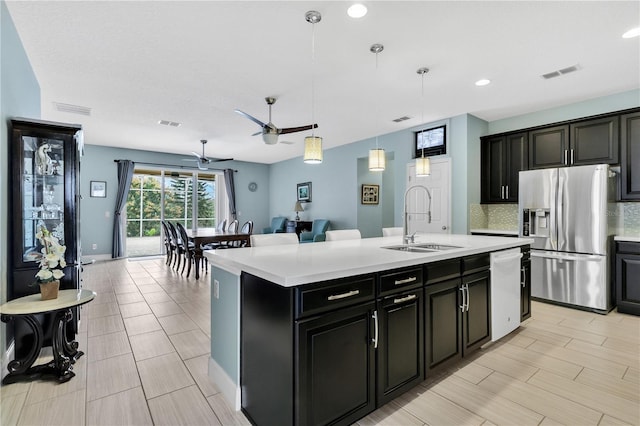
[393,294,417,304]
[371,310,379,349]
[521,267,526,288]
[327,290,360,301]
[465,284,470,312]
[570,149,574,165]
[459,286,466,313]
[506,185,509,199]
[564,149,568,165]
[500,185,505,199]
[394,276,417,285]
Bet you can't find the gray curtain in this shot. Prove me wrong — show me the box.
[112,160,135,258]
[224,168,237,221]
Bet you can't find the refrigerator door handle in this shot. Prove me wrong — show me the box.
[530,251,604,262]
[563,149,568,165]
[549,170,558,251]
[570,149,574,165]
[506,185,509,199]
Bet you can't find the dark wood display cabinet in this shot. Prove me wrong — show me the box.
[481,132,528,203]
[615,241,640,316]
[424,255,491,376]
[620,111,640,200]
[8,118,83,357]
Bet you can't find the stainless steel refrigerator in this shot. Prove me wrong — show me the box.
[518,164,615,313]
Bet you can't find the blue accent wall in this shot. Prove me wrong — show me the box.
[1,0,41,358]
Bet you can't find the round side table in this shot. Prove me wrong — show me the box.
[0,289,95,384]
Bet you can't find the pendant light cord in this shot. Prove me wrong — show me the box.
[311,20,316,138]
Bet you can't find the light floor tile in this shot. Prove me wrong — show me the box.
[157,313,199,335]
[86,302,120,319]
[355,400,424,426]
[1,391,27,426]
[18,389,85,426]
[575,368,640,403]
[115,291,145,305]
[169,329,210,360]
[397,386,485,426]
[123,313,163,336]
[87,330,131,362]
[206,392,251,425]
[497,342,582,379]
[129,329,175,361]
[453,362,493,385]
[149,300,184,317]
[184,355,221,397]
[86,353,141,401]
[86,386,153,426]
[88,314,125,337]
[149,385,220,426]
[138,352,195,399]
[138,283,164,294]
[142,291,173,304]
[119,301,152,318]
[25,355,87,405]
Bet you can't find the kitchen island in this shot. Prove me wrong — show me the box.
[205,233,532,426]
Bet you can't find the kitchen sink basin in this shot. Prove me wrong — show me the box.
[382,243,462,252]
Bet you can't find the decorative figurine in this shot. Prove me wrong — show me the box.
[35,143,54,175]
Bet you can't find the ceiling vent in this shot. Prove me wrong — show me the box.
[158,120,182,127]
[542,64,580,80]
[392,116,411,123]
[53,102,91,116]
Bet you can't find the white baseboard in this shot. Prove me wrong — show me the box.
[208,356,241,411]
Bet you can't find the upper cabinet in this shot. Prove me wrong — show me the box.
[570,116,619,166]
[481,132,528,203]
[528,125,569,169]
[621,111,640,200]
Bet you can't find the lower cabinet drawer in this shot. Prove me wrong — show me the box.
[295,275,375,318]
[379,267,423,296]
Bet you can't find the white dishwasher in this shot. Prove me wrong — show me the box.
[490,248,523,341]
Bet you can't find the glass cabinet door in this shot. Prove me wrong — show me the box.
[20,135,67,265]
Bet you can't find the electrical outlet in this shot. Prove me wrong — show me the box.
[213,279,220,299]
[92,243,97,250]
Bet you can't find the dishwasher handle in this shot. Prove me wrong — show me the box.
[490,252,523,267]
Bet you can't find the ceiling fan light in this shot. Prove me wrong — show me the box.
[416,156,431,176]
[262,132,279,145]
[369,148,386,171]
[304,136,323,164]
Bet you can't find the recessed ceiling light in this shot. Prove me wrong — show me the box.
[475,79,491,87]
[622,27,640,38]
[347,3,367,18]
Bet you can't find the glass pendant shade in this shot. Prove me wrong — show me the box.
[303,136,323,164]
[415,156,431,176]
[368,148,386,171]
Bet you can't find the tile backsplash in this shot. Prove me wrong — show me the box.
[470,202,640,234]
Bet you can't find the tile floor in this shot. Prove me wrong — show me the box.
[1,257,638,426]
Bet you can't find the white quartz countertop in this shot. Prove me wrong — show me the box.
[205,234,533,287]
[615,233,640,243]
[470,229,519,236]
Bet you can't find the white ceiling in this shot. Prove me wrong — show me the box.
[6,1,640,164]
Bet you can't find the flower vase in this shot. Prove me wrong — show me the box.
[39,280,60,300]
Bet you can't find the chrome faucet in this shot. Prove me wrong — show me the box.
[403,185,432,244]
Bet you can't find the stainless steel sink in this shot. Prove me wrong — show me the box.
[382,243,462,252]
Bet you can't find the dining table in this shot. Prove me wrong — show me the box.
[186,228,251,279]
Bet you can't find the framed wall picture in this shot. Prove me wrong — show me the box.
[297,182,312,202]
[90,180,107,198]
[361,184,379,205]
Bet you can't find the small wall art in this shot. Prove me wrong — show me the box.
[361,184,379,205]
[297,182,312,202]
[90,181,107,198]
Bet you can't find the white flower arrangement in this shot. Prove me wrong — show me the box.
[35,225,66,283]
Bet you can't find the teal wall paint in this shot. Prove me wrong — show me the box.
[210,267,240,384]
[80,144,270,256]
[1,0,41,359]
[488,89,640,134]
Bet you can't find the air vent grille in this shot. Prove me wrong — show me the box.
[542,64,580,79]
[158,120,182,127]
[53,102,91,116]
[393,116,411,123]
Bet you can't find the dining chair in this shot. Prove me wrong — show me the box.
[230,220,254,248]
[176,222,196,278]
[216,219,227,232]
[161,221,175,266]
[325,229,362,241]
[250,233,299,247]
[166,222,184,271]
[382,227,403,237]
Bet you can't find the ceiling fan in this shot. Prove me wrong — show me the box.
[184,140,232,170]
[235,97,318,145]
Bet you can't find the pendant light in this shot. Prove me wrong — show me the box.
[415,67,431,177]
[303,11,323,164]
[368,43,385,172]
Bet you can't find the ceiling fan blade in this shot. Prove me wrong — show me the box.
[235,109,267,128]
[212,158,233,162]
[280,141,296,145]
[251,131,262,137]
[279,124,318,135]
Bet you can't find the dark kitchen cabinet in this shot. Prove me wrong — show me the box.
[8,118,83,357]
[620,111,640,200]
[481,132,528,203]
[521,247,531,321]
[376,279,423,405]
[461,271,491,354]
[570,116,619,166]
[615,242,640,316]
[529,125,569,169]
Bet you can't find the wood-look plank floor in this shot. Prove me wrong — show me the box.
[1,257,638,426]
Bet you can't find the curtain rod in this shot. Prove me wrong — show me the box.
[113,159,237,172]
